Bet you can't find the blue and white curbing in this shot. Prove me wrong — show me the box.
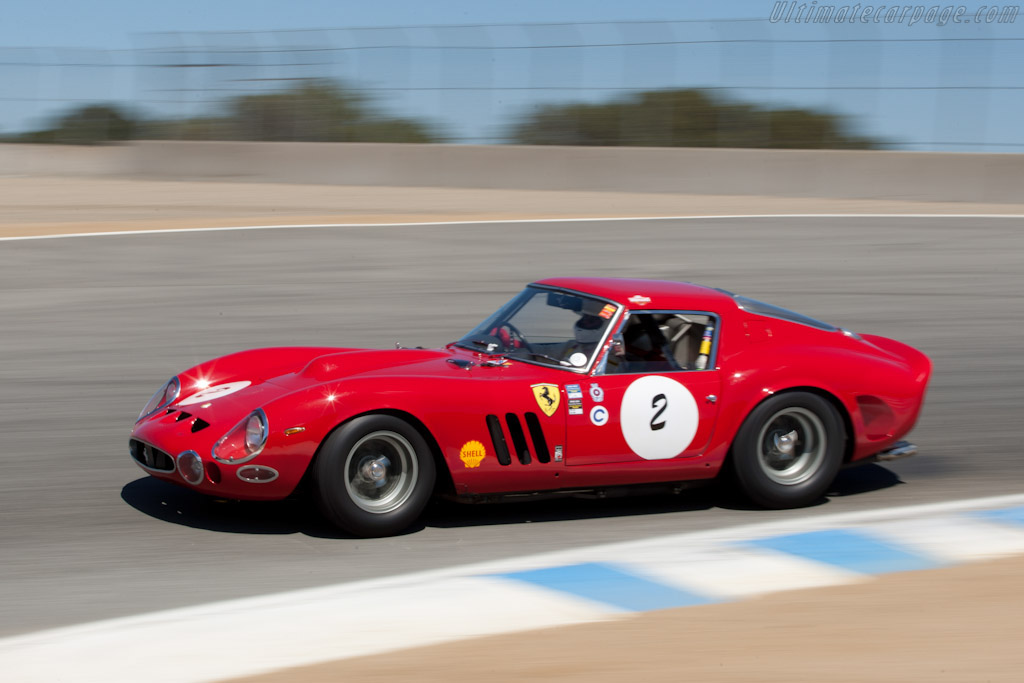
[4,494,1024,682]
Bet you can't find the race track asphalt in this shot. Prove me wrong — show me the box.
[1,216,1021,637]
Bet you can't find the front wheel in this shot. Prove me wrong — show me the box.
[314,415,436,537]
[730,392,844,509]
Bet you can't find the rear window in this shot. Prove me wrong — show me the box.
[733,295,838,332]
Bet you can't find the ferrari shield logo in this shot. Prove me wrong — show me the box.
[531,383,561,417]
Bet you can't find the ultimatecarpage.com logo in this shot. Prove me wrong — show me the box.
[769,2,1020,25]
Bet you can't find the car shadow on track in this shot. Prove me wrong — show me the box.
[121,464,903,537]
[830,463,905,498]
[120,477,357,538]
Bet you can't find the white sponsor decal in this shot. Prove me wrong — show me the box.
[590,405,609,427]
[177,381,252,406]
[619,375,699,460]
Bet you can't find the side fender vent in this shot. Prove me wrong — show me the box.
[504,413,531,465]
[485,414,512,466]
[523,412,551,463]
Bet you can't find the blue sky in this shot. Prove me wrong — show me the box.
[1,1,746,48]
[2,1,1022,150]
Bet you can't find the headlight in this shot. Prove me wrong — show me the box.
[212,409,268,464]
[176,451,204,485]
[137,376,181,422]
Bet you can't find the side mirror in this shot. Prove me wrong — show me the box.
[609,333,625,357]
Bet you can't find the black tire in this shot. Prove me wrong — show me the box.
[313,414,436,537]
[730,391,844,509]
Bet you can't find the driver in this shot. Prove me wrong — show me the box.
[564,314,605,361]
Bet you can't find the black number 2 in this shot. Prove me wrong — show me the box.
[650,393,668,431]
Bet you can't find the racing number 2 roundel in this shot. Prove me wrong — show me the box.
[619,375,699,460]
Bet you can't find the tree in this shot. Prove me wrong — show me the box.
[222,81,437,143]
[509,89,878,149]
[9,81,439,145]
[14,104,138,145]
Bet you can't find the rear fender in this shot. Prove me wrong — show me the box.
[713,344,910,465]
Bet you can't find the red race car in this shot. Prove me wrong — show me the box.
[131,278,930,537]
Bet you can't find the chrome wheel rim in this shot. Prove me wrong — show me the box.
[756,407,827,486]
[343,431,418,513]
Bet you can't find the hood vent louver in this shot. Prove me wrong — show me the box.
[191,418,211,433]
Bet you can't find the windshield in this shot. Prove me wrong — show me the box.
[455,286,619,369]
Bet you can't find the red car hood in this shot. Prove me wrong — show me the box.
[151,346,466,436]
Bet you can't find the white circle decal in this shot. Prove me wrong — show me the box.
[619,375,699,460]
[177,381,252,406]
[590,405,609,426]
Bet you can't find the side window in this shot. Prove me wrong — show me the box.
[606,313,716,374]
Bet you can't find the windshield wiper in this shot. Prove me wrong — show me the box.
[464,339,502,353]
[522,351,572,367]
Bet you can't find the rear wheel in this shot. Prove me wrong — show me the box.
[731,392,843,509]
[314,415,436,537]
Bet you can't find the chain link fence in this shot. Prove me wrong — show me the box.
[2,16,1022,150]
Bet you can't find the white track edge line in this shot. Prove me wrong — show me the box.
[3,492,1023,647]
[2,213,1023,242]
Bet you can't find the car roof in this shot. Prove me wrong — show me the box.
[533,277,738,312]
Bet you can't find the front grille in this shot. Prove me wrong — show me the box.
[485,412,551,466]
[130,439,175,472]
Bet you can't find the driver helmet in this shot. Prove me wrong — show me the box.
[573,314,605,345]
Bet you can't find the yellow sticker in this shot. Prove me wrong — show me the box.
[459,440,487,468]
[531,383,561,417]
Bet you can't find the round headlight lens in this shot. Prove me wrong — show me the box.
[177,450,204,485]
[212,409,269,464]
[137,376,181,422]
[245,413,266,452]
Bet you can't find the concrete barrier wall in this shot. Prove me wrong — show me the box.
[3,141,1022,203]
[0,144,131,177]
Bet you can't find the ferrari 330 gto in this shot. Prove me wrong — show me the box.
[130,278,930,537]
